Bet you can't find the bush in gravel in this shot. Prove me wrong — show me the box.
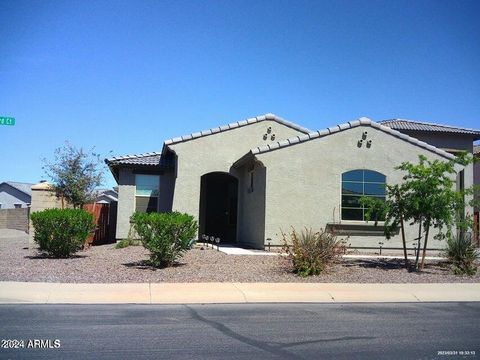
[130,211,198,268]
[444,233,478,275]
[115,239,132,249]
[31,208,94,257]
[282,227,346,277]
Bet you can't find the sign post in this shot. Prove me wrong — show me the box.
[0,117,15,126]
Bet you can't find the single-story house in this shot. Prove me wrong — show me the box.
[95,188,119,204]
[106,114,480,250]
[0,181,33,209]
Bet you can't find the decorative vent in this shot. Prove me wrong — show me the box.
[263,126,276,141]
[357,131,372,148]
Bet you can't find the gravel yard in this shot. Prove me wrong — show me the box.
[1,230,478,283]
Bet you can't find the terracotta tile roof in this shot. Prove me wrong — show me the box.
[245,118,455,161]
[380,119,480,138]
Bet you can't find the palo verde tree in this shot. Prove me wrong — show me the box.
[363,153,473,271]
[42,142,104,208]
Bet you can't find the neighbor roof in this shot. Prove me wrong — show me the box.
[381,119,480,139]
[163,113,312,148]
[1,181,34,197]
[233,118,455,166]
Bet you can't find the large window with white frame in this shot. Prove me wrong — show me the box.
[341,169,386,221]
[135,174,160,213]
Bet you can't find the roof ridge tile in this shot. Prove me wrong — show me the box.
[248,117,455,160]
[163,113,312,147]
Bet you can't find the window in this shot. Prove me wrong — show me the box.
[14,204,22,209]
[341,170,386,221]
[135,175,159,213]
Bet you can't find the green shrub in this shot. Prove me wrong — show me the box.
[115,239,131,249]
[444,234,478,275]
[30,208,94,258]
[282,228,346,277]
[131,211,198,268]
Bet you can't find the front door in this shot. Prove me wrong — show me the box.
[199,172,238,243]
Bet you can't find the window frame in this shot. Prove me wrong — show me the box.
[341,169,386,222]
[135,174,160,213]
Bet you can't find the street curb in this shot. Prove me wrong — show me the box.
[0,282,479,304]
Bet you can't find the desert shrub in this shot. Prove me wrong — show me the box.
[115,239,132,249]
[444,233,478,275]
[282,228,346,277]
[30,208,94,257]
[130,211,198,268]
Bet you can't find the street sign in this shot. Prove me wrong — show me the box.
[0,117,15,126]
[0,117,16,126]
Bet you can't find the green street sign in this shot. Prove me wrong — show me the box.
[0,117,15,126]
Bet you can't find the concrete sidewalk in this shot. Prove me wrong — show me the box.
[0,282,479,304]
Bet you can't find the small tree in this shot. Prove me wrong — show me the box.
[362,185,409,269]
[363,154,473,271]
[42,142,104,208]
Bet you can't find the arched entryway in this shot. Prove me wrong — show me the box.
[199,172,238,244]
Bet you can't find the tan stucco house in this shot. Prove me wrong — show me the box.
[106,113,480,250]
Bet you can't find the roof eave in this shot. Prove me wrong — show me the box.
[232,151,256,168]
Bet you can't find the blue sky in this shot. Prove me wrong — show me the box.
[1,0,479,188]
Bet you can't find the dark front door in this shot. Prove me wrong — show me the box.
[200,172,238,243]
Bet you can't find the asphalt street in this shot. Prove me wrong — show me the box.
[0,303,479,359]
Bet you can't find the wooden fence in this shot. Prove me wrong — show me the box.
[83,202,117,246]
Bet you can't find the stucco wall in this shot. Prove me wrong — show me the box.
[168,120,305,228]
[237,161,266,248]
[29,184,66,243]
[398,130,474,152]
[116,168,166,239]
[116,168,136,239]
[0,184,31,209]
[257,125,461,249]
[158,168,176,212]
[0,208,29,232]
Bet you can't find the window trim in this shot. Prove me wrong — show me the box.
[135,174,160,213]
[135,174,160,198]
[341,169,386,222]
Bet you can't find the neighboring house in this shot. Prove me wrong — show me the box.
[106,113,480,250]
[0,181,33,209]
[95,188,118,204]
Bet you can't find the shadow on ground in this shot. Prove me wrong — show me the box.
[342,258,451,274]
[122,260,187,271]
[25,253,88,259]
